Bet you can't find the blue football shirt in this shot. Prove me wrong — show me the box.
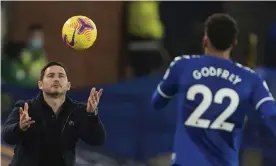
[152,54,276,166]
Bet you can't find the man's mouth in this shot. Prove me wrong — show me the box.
[52,84,61,87]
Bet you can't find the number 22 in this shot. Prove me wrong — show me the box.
[185,84,239,132]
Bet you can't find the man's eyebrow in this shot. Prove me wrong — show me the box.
[46,72,66,75]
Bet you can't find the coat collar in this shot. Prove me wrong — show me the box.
[35,91,75,109]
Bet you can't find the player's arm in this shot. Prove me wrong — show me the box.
[251,76,276,136]
[152,57,183,110]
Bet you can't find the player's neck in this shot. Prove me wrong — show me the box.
[43,92,66,112]
[205,49,230,60]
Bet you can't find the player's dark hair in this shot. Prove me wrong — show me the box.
[27,23,43,33]
[40,61,68,80]
[205,13,238,51]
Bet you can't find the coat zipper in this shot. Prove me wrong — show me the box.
[61,106,79,137]
[60,105,80,161]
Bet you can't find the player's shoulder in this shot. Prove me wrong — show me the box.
[169,55,201,66]
[181,54,201,60]
[233,62,265,85]
[234,62,258,76]
[234,62,255,73]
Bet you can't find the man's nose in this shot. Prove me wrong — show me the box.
[53,76,60,82]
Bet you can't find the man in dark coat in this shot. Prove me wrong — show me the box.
[2,61,106,166]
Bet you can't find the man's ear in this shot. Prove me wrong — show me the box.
[67,82,71,91]
[38,81,43,90]
[233,39,238,47]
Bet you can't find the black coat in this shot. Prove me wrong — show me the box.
[2,93,106,166]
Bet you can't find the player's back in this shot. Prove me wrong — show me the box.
[172,55,258,166]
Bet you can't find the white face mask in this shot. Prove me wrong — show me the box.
[30,39,43,49]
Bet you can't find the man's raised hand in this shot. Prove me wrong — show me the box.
[86,88,103,113]
[19,103,35,131]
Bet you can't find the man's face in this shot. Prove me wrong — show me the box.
[38,65,71,97]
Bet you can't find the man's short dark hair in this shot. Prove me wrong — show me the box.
[28,23,43,33]
[205,13,238,51]
[40,61,68,80]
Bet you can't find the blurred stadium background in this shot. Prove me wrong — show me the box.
[1,1,276,166]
